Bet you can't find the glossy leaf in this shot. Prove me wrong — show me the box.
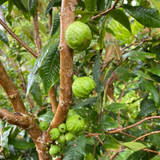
[28,0,38,17]
[30,82,42,106]
[12,0,30,20]
[39,110,55,123]
[123,4,160,28]
[145,81,159,105]
[0,30,8,44]
[99,114,120,131]
[121,142,146,151]
[138,99,157,117]
[50,11,60,36]
[103,135,121,150]
[97,0,105,11]
[109,9,131,33]
[39,41,60,94]
[147,67,160,76]
[150,155,160,160]
[116,67,129,82]
[26,32,59,95]
[84,0,97,11]
[9,139,35,149]
[45,0,61,15]
[63,134,86,160]
[107,103,128,111]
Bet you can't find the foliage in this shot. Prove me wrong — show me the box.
[1,0,160,159]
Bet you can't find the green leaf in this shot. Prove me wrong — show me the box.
[26,31,59,95]
[149,0,160,13]
[12,0,30,20]
[99,114,120,131]
[145,81,159,105]
[0,126,12,149]
[97,0,105,11]
[93,53,101,93]
[87,22,99,35]
[150,155,160,160]
[74,97,98,109]
[39,41,60,94]
[138,99,157,117]
[148,133,160,148]
[109,9,131,33]
[121,142,146,151]
[75,10,97,23]
[50,11,60,36]
[28,0,38,17]
[9,139,35,149]
[147,67,160,76]
[107,103,128,111]
[98,19,106,49]
[63,134,86,160]
[123,4,160,28]
[39,110,54,123]
[84,0,97,11]
[0,0,7,5]
[103,135,121,151]
[116,67,129,82]
[133,70,151,80]
[45,0,61,15]
[126,150,147,160]
[0,30,8,45]
[30,82,42,106]
[124,51,156,61]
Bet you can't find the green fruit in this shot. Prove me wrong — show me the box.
[72,76,96,98]
[65,132,76,142]
[39,121,49,131]
[58,123,67,133]
[50,128,60,140]
[65,21,92,51]
[66,115,85,134]
[56,134,66,144]
[49,145,61,156]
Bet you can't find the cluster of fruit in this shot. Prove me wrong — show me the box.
[48,111,85,157]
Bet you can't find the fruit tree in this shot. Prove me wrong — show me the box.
[1,0,160,160]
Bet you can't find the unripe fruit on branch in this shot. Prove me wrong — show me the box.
[65,21,92,51]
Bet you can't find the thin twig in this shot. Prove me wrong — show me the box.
[91,0,121,21]
[0,19,38,58]
[110,151,119,160]
[119,131,142,141]
[109,116,160,134]
[143,148,160,154]
[133,131,160,142]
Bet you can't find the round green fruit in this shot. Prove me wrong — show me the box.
[65,132,76,142]
[39,121,49,131]
[50,128,60,140]
[66,115,85,134]
[56,134,66,144]
[58,123,67,133]
[65,21,92,51]
[49,145,61,157]
[72,76,96,98]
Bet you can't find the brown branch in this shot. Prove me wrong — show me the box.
[133,131,160,142]
[91,0,121,21]
[0,61,27,114]
[49,86,58,113]
[33,12,41,54]
[109,116,160,134]
[0,19,38,58]
[143,148,160,154]
[48,0,79,133]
